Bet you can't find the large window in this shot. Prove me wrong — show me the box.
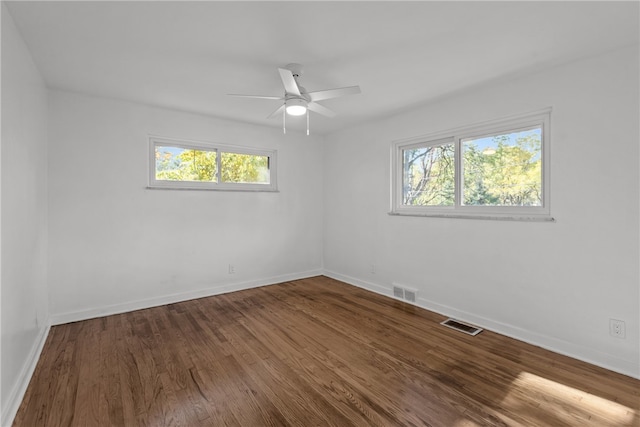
[149,137,277,191]
[391,110,551,220]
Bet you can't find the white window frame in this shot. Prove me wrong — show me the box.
[148,136,278,191]
[390,109,551,221]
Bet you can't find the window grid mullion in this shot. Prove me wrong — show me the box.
[216,149,221,184]
[454,136,462,209]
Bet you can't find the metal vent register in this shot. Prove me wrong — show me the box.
[440,318,483,336]
[392,285,417,303]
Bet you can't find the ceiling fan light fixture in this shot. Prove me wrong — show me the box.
[285,98,307,116]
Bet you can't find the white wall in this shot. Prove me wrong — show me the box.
[1,4,50,425]
[47,91,324,323]
[323,46,640,378]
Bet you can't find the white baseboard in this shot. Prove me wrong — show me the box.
[2,323,51,427]
[323,269,640,380]
[323,270,391,297]
[51,269,324,325]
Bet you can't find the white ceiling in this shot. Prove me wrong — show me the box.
[5,1,639,135]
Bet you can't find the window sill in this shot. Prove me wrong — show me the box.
[388,211,555,222]
[146,186,279,193]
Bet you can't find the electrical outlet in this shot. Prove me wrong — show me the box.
[370,264,376,274]
[609,319,626,339]
[228,264,235,274]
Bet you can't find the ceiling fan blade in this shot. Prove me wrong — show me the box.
[266,104,285,119]
[278,68,301,96]
[308,85,361,102]
[228,94,283,100]
[307,102,336,118]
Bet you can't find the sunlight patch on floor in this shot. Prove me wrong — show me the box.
[503,371,637,425]
[452,419,482,427]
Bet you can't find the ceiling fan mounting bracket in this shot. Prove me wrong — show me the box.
[284,63,304,78]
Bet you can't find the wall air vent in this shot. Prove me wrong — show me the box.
[440,318,483,336]
[392,284,418,303]
[393,286,404,299]
[404,289,417,303]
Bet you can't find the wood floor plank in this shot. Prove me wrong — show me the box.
[13,276,640,426]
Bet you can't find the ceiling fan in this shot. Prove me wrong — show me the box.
[228,63,361,135]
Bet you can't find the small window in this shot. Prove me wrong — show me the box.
[149,137,277,191]
[391,109,551,220]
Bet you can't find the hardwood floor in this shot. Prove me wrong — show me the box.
[14,276,639,426]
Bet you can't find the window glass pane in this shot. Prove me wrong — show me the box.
[155,145,217,182]
[221,152,270,184]
[402,143,455,206]
[462,127,542,206]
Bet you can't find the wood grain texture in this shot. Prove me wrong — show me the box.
[14,276,640,426]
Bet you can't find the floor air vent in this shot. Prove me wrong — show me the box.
[392,285,418,303]
[440,318,483,336]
